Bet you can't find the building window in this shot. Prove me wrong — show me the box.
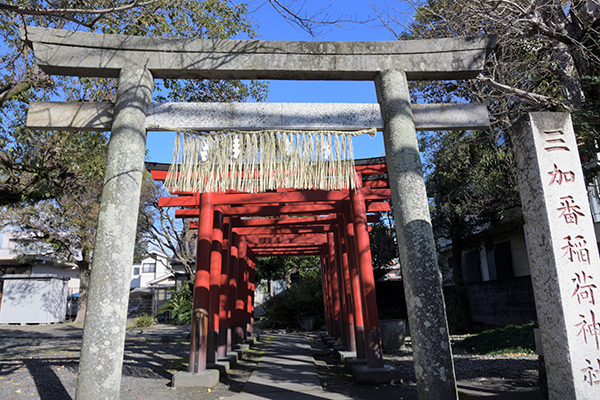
[462,250,481,284]
[486,241,513,280]
[133,267,140,275]
[142,263,156,273]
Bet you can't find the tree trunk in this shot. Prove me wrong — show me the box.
[448,238,473,333]
[73,262,90,324]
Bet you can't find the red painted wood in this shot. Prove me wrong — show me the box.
[207,209,223,364]
[190,192,213,373]
[355,163,387,174]
[366,201,392,212]
[234,235,247,344]
[228,232,239,351]
[159,188,391,208]
[350,187,384,368]
[245,234,327,245]
[175,203,341,218]
[363,180,390,188]
[328,232,342,341]
[218,217,231,357]
[234,216,338,227]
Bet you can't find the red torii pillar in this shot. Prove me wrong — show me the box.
[333,228,350,349]
[246,254,256,336]
[336,214,356,353]
[190,192,213,373]
[327,231,342,341]
[207,209,223,364]
[320,247,332,334]
[218,216,232,358]
[351,187,384,368]
[228,232,239,351]
[235,235,248,344]
[342,202,367,359]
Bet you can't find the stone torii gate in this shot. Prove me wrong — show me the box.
[22,25,495,400]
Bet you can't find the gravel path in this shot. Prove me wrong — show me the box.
[0,324,541,400]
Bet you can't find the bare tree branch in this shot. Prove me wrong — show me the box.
[0,0,160,16]
[264,0,365,37]
[477,73,564,109]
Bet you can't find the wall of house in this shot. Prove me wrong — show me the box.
[459,227,537,326]
[31,263,80,294]
[130,253,172,288]
[0,231,80,295]
[464,276,537,326]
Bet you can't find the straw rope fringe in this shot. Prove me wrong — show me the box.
[164,130,364,193]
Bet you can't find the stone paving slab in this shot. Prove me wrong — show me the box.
[231,333,354,400]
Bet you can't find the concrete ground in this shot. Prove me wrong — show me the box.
[0,323,541,400]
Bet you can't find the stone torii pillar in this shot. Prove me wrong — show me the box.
[75,66,153,400]
[376,70,457,399]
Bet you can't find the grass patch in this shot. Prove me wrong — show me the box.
[454,322,537,355]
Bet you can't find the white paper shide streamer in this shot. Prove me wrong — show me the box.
[164,129,372,193]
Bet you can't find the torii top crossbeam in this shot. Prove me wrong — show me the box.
[22,26,495,80]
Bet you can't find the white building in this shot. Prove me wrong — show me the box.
[0,230,80,295]
[130,250,187,289]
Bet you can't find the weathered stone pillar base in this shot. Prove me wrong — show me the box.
[376,69,457,400]
[351,364,402,385]
[172,370,219,388]
[75,66,153,400]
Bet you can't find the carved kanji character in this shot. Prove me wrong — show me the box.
[558,196,585,224]
[572,271,597,305]
[548,164,575,185]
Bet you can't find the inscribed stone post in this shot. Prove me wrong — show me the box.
[512,113,600,399]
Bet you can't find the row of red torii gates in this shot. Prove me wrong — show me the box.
[149,157,393,372]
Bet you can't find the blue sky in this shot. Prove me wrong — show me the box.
[146,0,411,163]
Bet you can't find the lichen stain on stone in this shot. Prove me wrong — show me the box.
[408,295,423,310]
[415,365,424,378]
[102,366,122,390]
[439,367,447,382]
[424,320,432,328]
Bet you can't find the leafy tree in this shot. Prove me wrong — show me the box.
[0,166,157,323]
[138,184,198,280]
[369,207,398,280]
[372,0,600,330]
[0,0,268,204]
[0,0,267,323]
[158,282,193,325]
[262,267,324,328]
[256,255,319,294]
[378,0,600,170]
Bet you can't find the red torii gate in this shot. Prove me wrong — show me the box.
[149,157,393,375]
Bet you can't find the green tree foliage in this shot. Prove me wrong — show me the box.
[256,255,320,286]
[0,0,268,204]
[0,0,267,323]
[374,0,600,331]
[369,209,398,280]
[159,283,193,325]
[262,268,324,328]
